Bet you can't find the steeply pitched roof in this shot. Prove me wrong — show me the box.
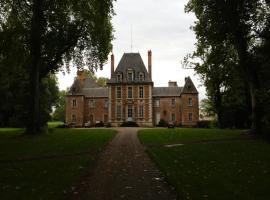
[82,88,108,98]
[153,87,183,97]
[84,77,99,88]
[108,53,152,84]
[182,77,198,94]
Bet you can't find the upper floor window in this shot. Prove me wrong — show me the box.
[155,99,160,107]
[188,98,193,106]
[104,99,109,108]
[127,69,134,81]
[139,72,144,81]
[72,99,77,107]
[128,86,133,98]
[89,99,95,108]
[117,87,121,99]
[172,98,176,107]
[139,86,144,98]
[188,113,193,121]
[117,73,122,82]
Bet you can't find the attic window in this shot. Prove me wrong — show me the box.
[139,72,144,81]
[127,69,134,81]
[117,73,122,82]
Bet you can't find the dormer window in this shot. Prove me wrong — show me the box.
[127,69,134,81]
[117,73,122,82]
[139,72,144,81]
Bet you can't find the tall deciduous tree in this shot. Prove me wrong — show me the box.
[185,0,270,134]
[0,0,114,133]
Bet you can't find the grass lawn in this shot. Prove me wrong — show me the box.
[138,128,270,200]
[0,128,116,200]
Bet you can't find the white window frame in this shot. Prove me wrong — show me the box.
[188,113,193,122]
[139,105,144,118]
[188,97,193,106]
[72,99,77,107]
[128,86,133,99]
[116,87,121,99]
[139,86,144,98]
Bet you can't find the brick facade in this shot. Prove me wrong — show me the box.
[66,51,199,127]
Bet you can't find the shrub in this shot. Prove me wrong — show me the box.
[157,119,168,127]
[197,120,211,128]
[120,121,139,127]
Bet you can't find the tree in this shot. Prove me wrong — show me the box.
[0,0,114,133]
[185,0,270,134]
[53,90,66,122]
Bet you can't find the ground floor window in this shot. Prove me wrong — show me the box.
[72,114,76,122]
[139,105,144,118]
[104,114,108,123]
[128,105,133,118]
[188,113,193,121]
[116,105,121,119]
[90,114,94,123]
[171,113,175,121]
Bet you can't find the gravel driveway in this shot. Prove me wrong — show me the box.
[69,127,178,200]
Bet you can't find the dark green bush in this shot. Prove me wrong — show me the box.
[157,119,168,127]
[197,120,211,128]
[120,121,139,127]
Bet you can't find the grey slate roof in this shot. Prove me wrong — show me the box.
[108,53,152,84]
[182,77,198,94]
[84,77,99,88]
[153,87,183,97]
[82,88,108,98]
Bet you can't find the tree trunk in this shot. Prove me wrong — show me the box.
[25,0,44,134]
[234,34,263,134]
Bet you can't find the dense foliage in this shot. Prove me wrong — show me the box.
[185,0,270,134]
[0,0,114,133]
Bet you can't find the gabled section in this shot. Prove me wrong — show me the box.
[181,77,198,94]
[108,53,152,84]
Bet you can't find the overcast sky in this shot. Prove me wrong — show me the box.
[57,0,206,99]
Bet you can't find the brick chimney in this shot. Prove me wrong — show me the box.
[148,50,152,80]
[111,53,114,79]
[168,81,178,87]
[77,70,86,87]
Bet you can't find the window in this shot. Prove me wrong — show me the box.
[104,99,109,108]
[139,86,144,98]
[139,72,144,81]
[188,97,193,106]
[128,105,133,118]
[72,99,77,107]
[155,99,160,107]
[90,114,94,123]
[172,98,175,107]
[188,113,193,121]
[139,105,144,118]
[127,69,134,81]
[172,113,175,121]
[116,105,121,119]
[89,99,95,108]
[72,114,76,122]
[117,87,121,98]
[128,86,133,98]
[117,73,122,82]
[104,114,108,123]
